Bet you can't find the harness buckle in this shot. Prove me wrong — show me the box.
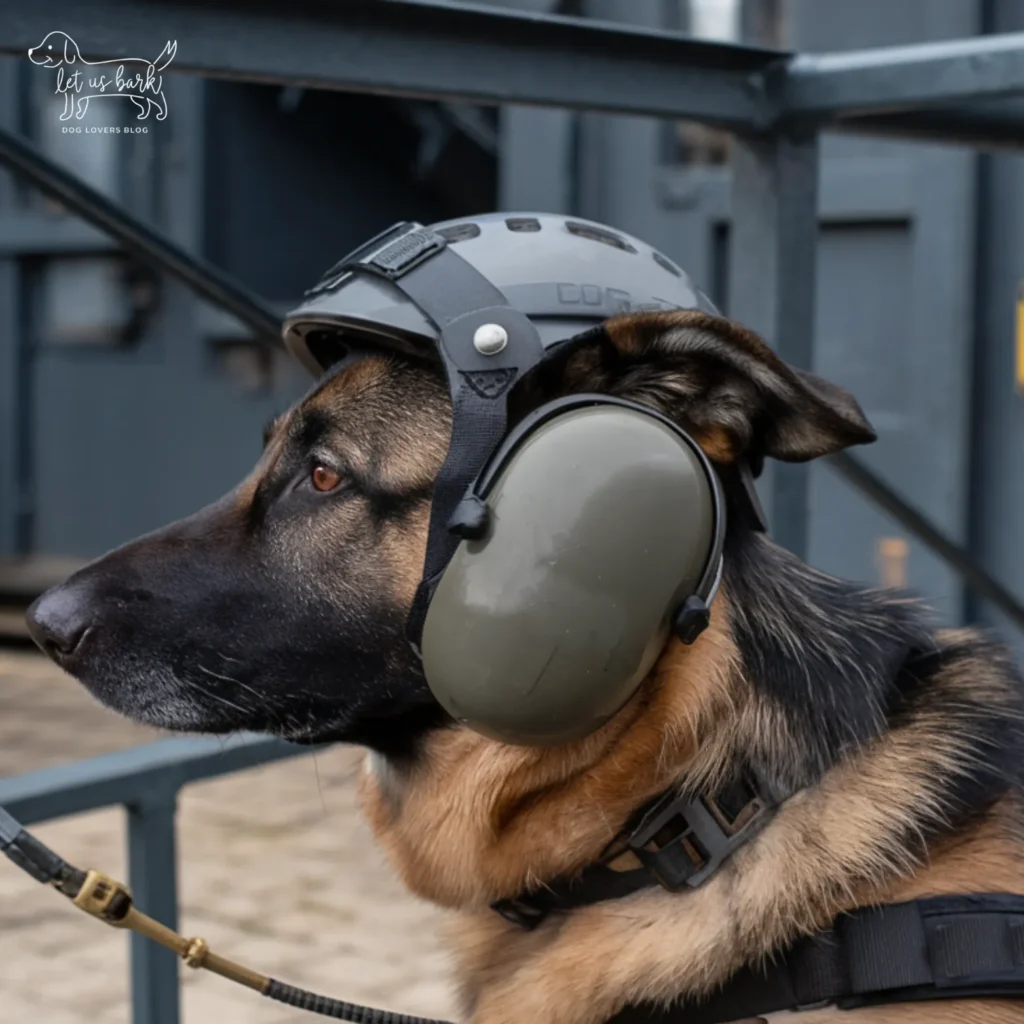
[626,773,776,891]
[72,870,133,925]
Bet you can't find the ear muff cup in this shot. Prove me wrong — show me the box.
[420,396,725,747]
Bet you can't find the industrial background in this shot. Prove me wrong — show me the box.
[1,1,1024,1022]
[0,0,1021,658]
[2,0,1023,663]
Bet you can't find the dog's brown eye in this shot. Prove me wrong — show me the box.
[311,465,342,493]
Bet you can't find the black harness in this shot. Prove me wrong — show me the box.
[490,649,1024,1022]
[611,894,1024,1023]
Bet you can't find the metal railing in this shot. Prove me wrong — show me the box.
[3,3,1024,1022]
[0,734,313,1024]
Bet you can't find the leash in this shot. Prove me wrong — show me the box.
[0,804,453,1024]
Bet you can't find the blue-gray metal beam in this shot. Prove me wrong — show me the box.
[0,127,281,344]
[780,33,1024,120]
[0,0,779,129]
[827,451,1024,636]
[727,130,820,560]
[0,213,118,256]
[0,735,312,825]
[840,102,1024,153]
[6,1,1024,147]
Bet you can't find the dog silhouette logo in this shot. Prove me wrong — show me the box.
[28,31,177,121]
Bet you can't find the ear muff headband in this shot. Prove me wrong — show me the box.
[420,394,727,747]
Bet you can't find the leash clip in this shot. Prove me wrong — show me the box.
[72,869,133,925]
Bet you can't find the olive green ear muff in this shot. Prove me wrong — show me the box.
[420,395,726,747]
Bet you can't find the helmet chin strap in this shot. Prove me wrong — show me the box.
[720,459,770,534]
[323,222,547,654]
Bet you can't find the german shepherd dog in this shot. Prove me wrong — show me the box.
[27,311,1024,1023]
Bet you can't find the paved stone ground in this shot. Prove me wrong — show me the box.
[0,650,457,1024]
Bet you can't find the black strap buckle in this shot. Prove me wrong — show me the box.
[304,221,446,295]
[626,773,775,891]
[352,227,446,280]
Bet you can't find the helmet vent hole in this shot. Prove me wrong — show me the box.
[653,251,683,277]
[565,220,638,254]
[506,217,541,232]
[437,223,481,243]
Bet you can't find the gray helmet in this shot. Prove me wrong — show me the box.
[283,212,716,374]
[283,214,750,747]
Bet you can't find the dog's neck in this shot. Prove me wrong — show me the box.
[361,530,1020,914]
[717,530,937,793]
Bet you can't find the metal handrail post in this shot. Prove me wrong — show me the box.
[128,788,182,1024]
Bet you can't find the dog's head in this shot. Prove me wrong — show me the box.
[27,311,875,756]
[28,31,80,68]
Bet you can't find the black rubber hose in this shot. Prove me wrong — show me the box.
[265,979,455,1024]
[0,805,86,895]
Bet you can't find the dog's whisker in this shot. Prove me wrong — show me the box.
[179,673,250,717]
[310,751,328,814]
[196,663,243,686]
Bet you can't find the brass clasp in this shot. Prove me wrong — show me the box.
[71,870,132,925]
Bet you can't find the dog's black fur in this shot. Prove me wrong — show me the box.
[724,532,1024,834]
[28,354,453,759]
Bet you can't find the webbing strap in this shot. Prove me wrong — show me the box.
[609,894,1024,1023]
[493,768,786,929]
[333,225,545,649]
[405,379,514,643]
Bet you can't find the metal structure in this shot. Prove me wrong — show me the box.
[0,735,310,1024]
[1,1,1024,1022]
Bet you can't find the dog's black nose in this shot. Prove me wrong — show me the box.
[26,584,95,664]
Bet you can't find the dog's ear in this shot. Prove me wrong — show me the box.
[62,35,76,65]
[525,310,876,465]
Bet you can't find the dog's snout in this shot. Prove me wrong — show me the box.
[27,584,95,665]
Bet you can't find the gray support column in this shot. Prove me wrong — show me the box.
[499,106,573,213]
[127,790,181,1024]
[491,0,572,214]
[728,130,820,559]
[0,259,17,556]
[576,0,672,246]
[0,58,20,555]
